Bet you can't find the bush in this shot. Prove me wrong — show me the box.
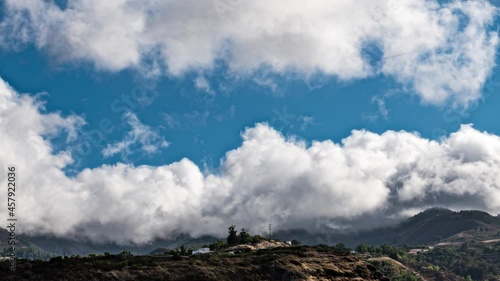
[392,271,419,281]
[118,250,133,257]
[172,252,182,261]
[334,243,351,253]
[209,241,229,251]
[130,264,141,270]
[252,235,265,244]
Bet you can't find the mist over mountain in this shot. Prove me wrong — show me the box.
[3,207,498,259]
[274,208,500,247]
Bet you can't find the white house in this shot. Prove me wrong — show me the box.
[192,247,211,255]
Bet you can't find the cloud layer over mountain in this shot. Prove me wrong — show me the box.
[1,0,498,106]
[1,77,500,244]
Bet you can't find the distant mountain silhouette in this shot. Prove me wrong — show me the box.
[2,208,499,259]
[274,208,500,247]
[0,232,216,259]
[352,208,500,246]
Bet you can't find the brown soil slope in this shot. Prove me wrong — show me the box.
[0,246,388,281]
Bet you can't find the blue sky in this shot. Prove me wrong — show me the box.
[1,0,500,242]
[2,46,500,174]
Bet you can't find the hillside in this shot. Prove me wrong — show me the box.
[275,208,500,247]
[2,208,500,280]
[0,228,27,249]
[350,208,500,246]
[0,246,387,281]
[10,233,217,258]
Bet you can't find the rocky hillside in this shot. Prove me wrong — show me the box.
[0,246,387,281]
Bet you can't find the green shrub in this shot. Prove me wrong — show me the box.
[118,250,132,257]
[129,264,141,270]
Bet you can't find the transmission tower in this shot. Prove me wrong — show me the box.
[268,223,272,240]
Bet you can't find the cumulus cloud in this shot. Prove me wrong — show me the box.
[102,112,169,159]
[1,77,500,244]
[0,0,498,106]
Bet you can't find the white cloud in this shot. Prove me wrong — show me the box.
[298,116,315,131]
[362,96,390,122]
[253,76,279,94]
[194,76,214,95]
[379,0,499,106]
[102,112,169,159]
[1,0,498,106]
[2,77,500,244]
[163,113,180,129]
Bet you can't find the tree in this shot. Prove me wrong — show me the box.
[180,244,186,255]
[227,225,239,246]
[334,243,351,253]
[251,235,265,245]
[460,243,468,252]
[356,244,370,254]
[171,251,182,261]
[239,228,251,244]
[392,271,419,281]
[291,240,301,246]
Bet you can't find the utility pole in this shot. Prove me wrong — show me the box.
[268,223,272,241]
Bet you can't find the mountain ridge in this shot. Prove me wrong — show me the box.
[274,208,500,247]
[2,208,500,259]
